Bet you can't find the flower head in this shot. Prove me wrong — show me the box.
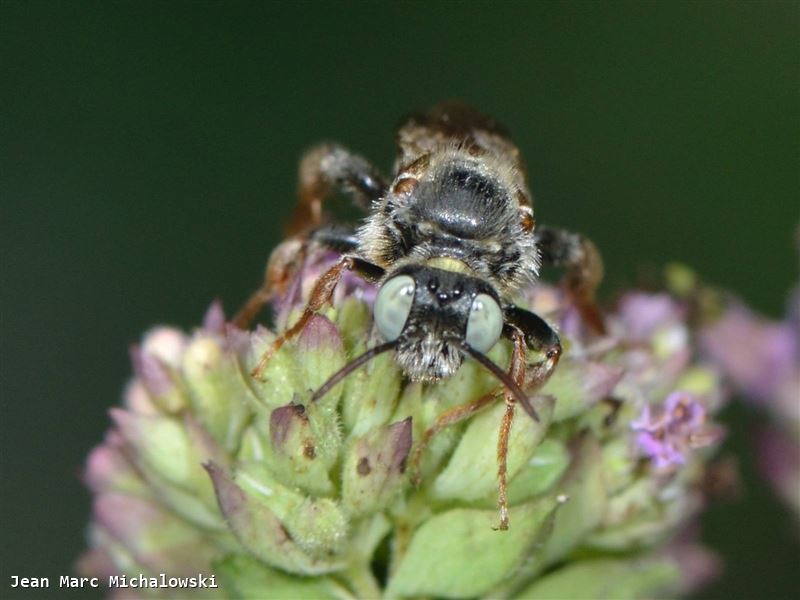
[80,249,734,598]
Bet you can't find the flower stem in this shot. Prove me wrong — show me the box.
[342,563,381,599]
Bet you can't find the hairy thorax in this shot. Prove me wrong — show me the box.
[358,148,541,295]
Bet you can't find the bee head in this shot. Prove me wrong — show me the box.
[374,264,504,381]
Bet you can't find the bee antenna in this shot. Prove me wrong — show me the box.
[310,340,398,403]
[461,343,540,422]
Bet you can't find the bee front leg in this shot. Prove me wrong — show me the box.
[409,330,528,531]
[233,224,365,329]
[233,237,305,329]
[495,328,526,530]
[250,256,384,380]
[504,306,563,390]
[533,225,605,333]
[289,143,388,235]
[492,312,561,530]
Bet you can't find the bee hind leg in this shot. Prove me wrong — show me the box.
[236,142,384,329]
[533,225,605,333]
[289,143,388,236]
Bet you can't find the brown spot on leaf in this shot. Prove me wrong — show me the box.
[390,417,413,474]
[303,440,316,459]
[602,397,623,427]
[357,457,371,476]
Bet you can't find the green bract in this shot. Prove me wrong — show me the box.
[81,254,728,598]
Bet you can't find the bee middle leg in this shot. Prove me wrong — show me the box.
[534,225,605,333]
[250,254,384,379]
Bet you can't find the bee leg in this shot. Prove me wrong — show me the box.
[289,143,388,235]
[496,401,516,530]
[250,255,384,379]
[238,145,384,327]
[504,306,563,391]
[409,391,497,487]
[233,238,307,329]
[307,223,361,253]
[233,224,363,329]
[495,328,526,530]
[533,225,605,333]
[409,329,529,494]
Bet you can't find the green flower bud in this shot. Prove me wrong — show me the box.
[432,395,554,502]
[342,418,412,516]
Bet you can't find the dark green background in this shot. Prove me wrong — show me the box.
[2,2,798,598]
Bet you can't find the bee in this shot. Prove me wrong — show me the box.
[236,103,604,529]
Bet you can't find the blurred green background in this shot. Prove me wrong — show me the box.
[2,1,798,598]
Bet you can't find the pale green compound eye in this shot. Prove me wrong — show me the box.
[465,293,503,353]
[374,275,415,341]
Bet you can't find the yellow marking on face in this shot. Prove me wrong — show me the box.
[425,257,472,274]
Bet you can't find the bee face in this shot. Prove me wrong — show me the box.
[374,264,504,381]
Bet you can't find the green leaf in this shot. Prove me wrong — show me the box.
[215,554,344,599]
[585,478,689,551]
[342,351,404,437]
[248,315,347,412]
[182,333,254,453]
[235,462,349,559]
[335,297,372,355]
[513,556,680,600]
[205,462,344,575]
[254,401,339,497]
[506,438,570,504]
[341,419,412,517]
[110,410,226,528]
[386,496,560,598]
[542,359,623,422]
[539,433,607,568]
[599,437,637,495]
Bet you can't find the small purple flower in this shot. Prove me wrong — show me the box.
[618,292,686,341]
[631,392,720,470]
